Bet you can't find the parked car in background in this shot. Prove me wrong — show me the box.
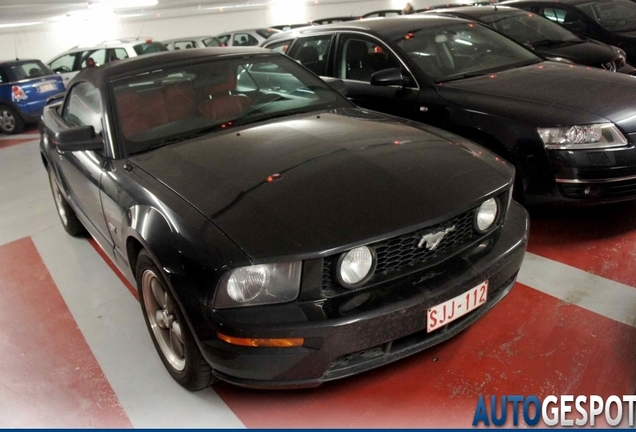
[264,16,636,205]
[216,28,281,46]
[162,36,225,50]
[0,59,64,134]
[502,0,636,66]
[429,5,635,73]
[362,9,403,18]
[310,16,361,25]
[40,47,528,389]
[271,23,309,32]
[47,38,168,86]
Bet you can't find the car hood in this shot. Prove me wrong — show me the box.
[536,40,615,68]
[130,108,512,260]
[438,62,636,132]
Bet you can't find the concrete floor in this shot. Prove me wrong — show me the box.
[0,130,635,427]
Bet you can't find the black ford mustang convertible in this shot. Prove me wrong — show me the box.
[40,48,528,389]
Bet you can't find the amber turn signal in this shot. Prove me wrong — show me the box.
[217,332,304,347]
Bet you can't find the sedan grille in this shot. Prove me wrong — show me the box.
[320,195,506,296]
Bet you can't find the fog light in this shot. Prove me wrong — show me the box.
[475,198,499,233]
[583,185,603,197]
[337,246,376,288]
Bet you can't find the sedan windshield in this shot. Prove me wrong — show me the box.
[389,22,541,82]
[112,55,349,155]
[577,0,636,32]
[479,10,582,46]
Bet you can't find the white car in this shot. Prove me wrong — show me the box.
[47,38,168,86]
[216,28,281,47]
[162,36,225,50]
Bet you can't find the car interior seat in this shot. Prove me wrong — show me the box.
[297,45,323,75]
[345,40,376,82]
[199,68,250,121]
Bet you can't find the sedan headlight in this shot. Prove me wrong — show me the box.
[538,124,628,150]
[337,246,376,288]
[475,198,499,233]
[214,262,302,309]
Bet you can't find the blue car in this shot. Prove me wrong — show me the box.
[0,59,64,134]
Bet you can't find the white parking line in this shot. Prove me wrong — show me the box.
[32,225,245,428]
[518,252,636,328]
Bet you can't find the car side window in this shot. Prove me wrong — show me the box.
[288,35,333,76]
[111,48,129,61]
[63,82,103,134]
[233,33,259,46]
[50,53,78,73]
[203,37,222,47]
[337,35,411,84]
[174,40,198,50]
[0,68,7,83]
[218,34,231,46]
[540,7,588,34]
[80,49,107,69]
[267,40,292,54]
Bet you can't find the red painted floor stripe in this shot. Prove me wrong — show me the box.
[0,138,35,149]
[527,202,636,288]
[87,237,139,301]
[0,237,132,427]
[215,283,636,428]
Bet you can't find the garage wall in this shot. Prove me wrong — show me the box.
[0,0,463,63]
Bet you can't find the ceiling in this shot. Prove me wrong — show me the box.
[0,0,372,25]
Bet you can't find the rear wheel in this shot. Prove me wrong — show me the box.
[47,168,86,236]
[136,250,217,391]
[0,105,24,135]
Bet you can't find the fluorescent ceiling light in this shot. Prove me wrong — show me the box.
[88,0,158,10]
[0,21,43,28]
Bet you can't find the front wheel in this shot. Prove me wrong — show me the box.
[136,250,217,391]
[48,168,86,236]
[0,105,24,134]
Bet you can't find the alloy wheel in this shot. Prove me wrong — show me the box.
[49,171,68,226]
[141,269,186,371]
[0,109,15,133]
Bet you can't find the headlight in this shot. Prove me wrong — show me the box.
[214,261,302,309]
[546,57,574,64]
[537,124,628,150]
[337,246,376,288]
[475,198,499,233]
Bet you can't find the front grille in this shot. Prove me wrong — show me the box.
[321,201,496,295]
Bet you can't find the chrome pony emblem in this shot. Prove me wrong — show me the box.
[418,226,456,251]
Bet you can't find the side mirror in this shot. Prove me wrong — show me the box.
[370,68,406,87]
[55,125,103,152]
[323,77,349,96]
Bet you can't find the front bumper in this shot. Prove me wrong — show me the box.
[200,202,529,389]
[523,141,636,205]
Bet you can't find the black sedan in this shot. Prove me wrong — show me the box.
[502,0,636,66]
[428,5,635,73]
[265,16,636,205]
[40,48,527,389]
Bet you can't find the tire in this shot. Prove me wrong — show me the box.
[136,250,216,391]
[47,168,86,236]
[0,105,24,135]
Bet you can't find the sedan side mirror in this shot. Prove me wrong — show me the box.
[55,125,104,152]
[370,68,406,87]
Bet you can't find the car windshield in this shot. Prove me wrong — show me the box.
[133,42,169,56]
[112,55,349,155]
[5,61,55,81]
[479,10,582,46]
[577,0,636,32]
[256,28,280,39]
[388,21,541,82]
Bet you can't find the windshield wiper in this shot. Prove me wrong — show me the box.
[532,39,583,47]
[437,72,490,83]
